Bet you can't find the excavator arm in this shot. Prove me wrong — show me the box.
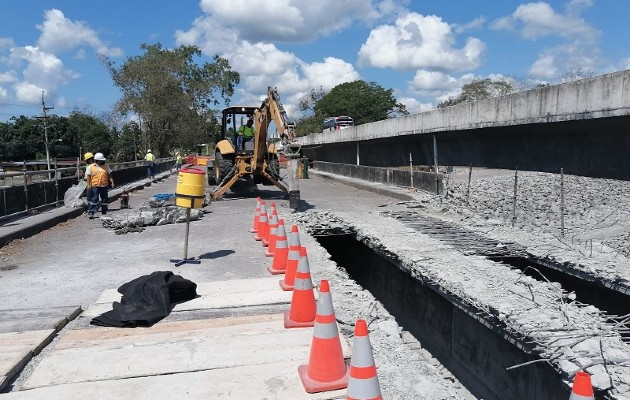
[252,87,296,172]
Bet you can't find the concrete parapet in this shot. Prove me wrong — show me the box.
[312,161,444,195]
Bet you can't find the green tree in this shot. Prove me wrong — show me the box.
[294,81,407,135]
[438,78,515,108]
[66,112,112,158]
[314,81,407,126]
[101,43,239,156]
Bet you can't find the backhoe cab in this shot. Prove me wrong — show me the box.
[211,87,297,200]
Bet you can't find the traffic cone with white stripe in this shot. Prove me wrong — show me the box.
[346,319,382,400]
[263,209,278,247]
[267,221,288,273]
[569,371,594,400]
[280,226,301,291]
[266,218,284,258]
[298,280,348,393]
[250,197,261,233]
[284,247,316,328]
[255,202,268,241]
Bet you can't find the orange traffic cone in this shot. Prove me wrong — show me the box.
[255,202,268,241]
[263,209,278,247]
[298,280,348,393]
[266,218,284,258]
[267,221,288,272]
[280,226,301,291]
[250,197,261,233]
[284,247,316,328]
[569,371,594,400]
[346,319,382,400]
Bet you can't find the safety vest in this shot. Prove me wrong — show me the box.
[88,164,111,187]
[238,125,255,138]
[176,155,183,163]
[145,153,155,162]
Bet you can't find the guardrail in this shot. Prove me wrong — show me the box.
[0,158,174,219]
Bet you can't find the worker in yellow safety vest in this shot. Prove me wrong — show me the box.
[86,153,114,219]
[237,118,255,150]
[145,149,156,179]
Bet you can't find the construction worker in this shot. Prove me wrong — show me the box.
[83,152,94,181]
[83,152,96,214]
[86,153,114,219]
[175,152,183,170]
[237,118,255,150]
[145,149,156,179]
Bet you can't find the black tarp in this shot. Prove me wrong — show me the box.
[91,271,198,327]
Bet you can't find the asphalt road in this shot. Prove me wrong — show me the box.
[0,174,394,312]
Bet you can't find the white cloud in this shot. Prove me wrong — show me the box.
[0,86,8,101]
[36,9,122,57]
[454,16,487,33]
[9,46,78,104]
[194,0,391,44]
[528,43,600,79]
[357,13,485,72]
[491,2,599,42]
[235,45,360,105]
[398,96,434,114]
[0,70,18,84]
[407,71,518,106]
[176,2,363,112]
[0,37,15,50]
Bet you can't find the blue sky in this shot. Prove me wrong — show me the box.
[1,0,629,122]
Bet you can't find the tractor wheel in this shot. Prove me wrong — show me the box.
[214,152,234,184]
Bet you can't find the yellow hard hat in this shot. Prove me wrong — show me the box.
[84,152,94,161]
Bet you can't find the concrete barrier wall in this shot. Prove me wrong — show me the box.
[300,69,630,146]
[299,70,630,180]
[312,161,444,194]
[0,160,173,218]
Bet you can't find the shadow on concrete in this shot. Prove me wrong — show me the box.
[198,249,235,260]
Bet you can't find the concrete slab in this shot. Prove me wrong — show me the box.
[0,306,82,391]
[0,330,55,391]
[83,277,293,318]
[0,306,82,334]
[22,313,351,390]
[4,361,346,399]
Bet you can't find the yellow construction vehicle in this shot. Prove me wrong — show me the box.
[211,87,297,199]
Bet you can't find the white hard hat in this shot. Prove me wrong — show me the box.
[147,149,152,153]
[94,152,106,161]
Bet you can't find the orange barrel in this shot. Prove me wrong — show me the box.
[175,167,206,208]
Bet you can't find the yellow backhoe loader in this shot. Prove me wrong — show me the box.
[210,87,297,199]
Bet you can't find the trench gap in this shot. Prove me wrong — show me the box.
[315,233,572,400]
[386,210,630,341]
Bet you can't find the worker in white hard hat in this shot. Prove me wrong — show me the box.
[145,149,156,179]
[85,153,114,219]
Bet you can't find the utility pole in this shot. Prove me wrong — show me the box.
[41,91,54,177]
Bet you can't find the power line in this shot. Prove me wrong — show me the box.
[0,102,39,108]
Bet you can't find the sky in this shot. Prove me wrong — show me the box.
[1,0,629,123]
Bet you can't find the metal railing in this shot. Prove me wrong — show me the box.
[0,158,174,219]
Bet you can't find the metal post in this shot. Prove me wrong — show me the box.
[512,167,518,227]
[433,133,439,194]
[356,142,360,166]
[287,156,300,210]
[465,164,473,205]
[409,152,414,189]
[23,164,29,212]
[183,208,191,260]
[54,159,59,204]
[560,168,565,237]
[41,91,54,179]
[77,155,81,183]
